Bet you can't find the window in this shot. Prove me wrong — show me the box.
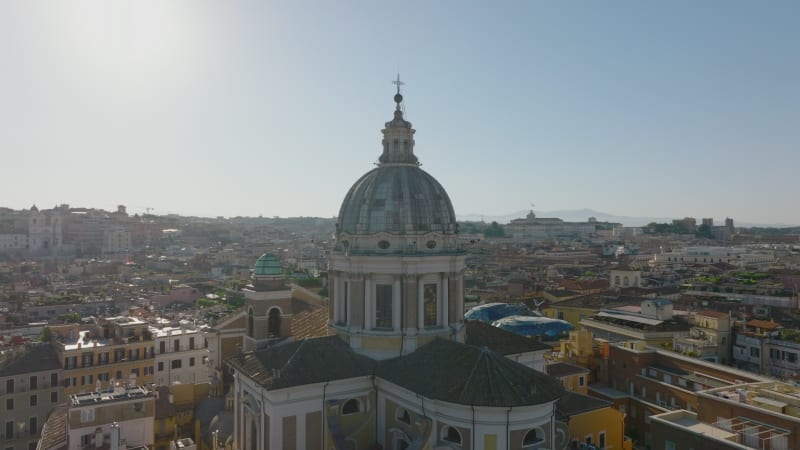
[443,426,462,445]
[751,347,760,358]
[80,434,91,446]
[578,376,585,387]
[50,373,58,387]
[81,409,95,422]
[6,379,14,394]
[51,391,58,403]
[115,371,122,380]
[159,341,166,354]
[268,308,281,337]
[134,402,143,412]
[342,399,360,415]
[423,284,438,327]
[6,421,14,439]
[158,362,164,372]
[30,395,37,406]
[522,429,544,447]
[247,308,255,338]
[29,376,37,390]
[29,442,37,450]
[189,337,195,349]
[171,359,182,369]
[189,357,195,367]
[6,398,13,411]
[174,339,180,352]
[665,440,676,450]
[98,372,109,382]
[82,353,93,367]
[29,417,37,435]
[375,284,393,329]
[599,431,606,448]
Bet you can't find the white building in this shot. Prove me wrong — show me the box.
[653,246,775,267]
[0,233,27,251]
[152,325,209,386]
[103,228,132,254]
[67,387,154,450]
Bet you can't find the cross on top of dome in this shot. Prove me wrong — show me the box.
[392,73,404,108]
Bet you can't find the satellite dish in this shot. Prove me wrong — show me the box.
[554,420,570,450]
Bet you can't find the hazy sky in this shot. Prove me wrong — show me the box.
[1,1,798,224]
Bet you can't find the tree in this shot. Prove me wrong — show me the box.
[484,221,505,238]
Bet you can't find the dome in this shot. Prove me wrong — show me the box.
[336,89,457,237]
[337,165,457,235]
[253,254,282,276]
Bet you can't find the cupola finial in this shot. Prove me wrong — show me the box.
[392,73,404,109]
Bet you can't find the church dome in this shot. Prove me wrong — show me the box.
[336,89,457,237]
[337,166,456,235]
[253,254,281,276]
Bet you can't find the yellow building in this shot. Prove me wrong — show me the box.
[545,362,591,395]
[51,317,156,396]
[543,300,600,329]
[556,391,632,450]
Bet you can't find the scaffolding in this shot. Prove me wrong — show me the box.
[714,416,790,450]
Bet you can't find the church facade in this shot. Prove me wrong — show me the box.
[227,88,565,450]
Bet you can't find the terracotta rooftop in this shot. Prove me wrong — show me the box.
[747,319,780,330]
[697,310,728,318]
[290,306,330,340]
[38,404,68,450]
[0,343,61,377]
[545,362,590,378]
[556,391,612,417]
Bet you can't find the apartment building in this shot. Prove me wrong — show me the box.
[579,300,690,347]
[593,340,768,448]
[0,344,62,450]
[652,381,800,450]
[674,310,732,364]
[52,317,155,396]
[152,325,208,386]
[68,385,155,450]
[733,320,781,374]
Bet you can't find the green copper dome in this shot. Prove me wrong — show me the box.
[253,254,282,276]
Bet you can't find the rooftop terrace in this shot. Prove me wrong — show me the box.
[70,385,151,406]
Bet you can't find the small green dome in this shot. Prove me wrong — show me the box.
[253,254,282,276]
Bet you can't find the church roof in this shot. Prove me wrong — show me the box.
[227,336,375,390]
[229,335,564,407]
[465,320,551,354]
[376,339,564,407]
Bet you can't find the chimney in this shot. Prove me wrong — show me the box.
[110,422,120,450]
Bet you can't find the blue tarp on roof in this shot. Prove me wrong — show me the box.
[492,316,574,338]
[464,302,538,323]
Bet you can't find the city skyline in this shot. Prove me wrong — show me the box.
[1,1,798,224]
